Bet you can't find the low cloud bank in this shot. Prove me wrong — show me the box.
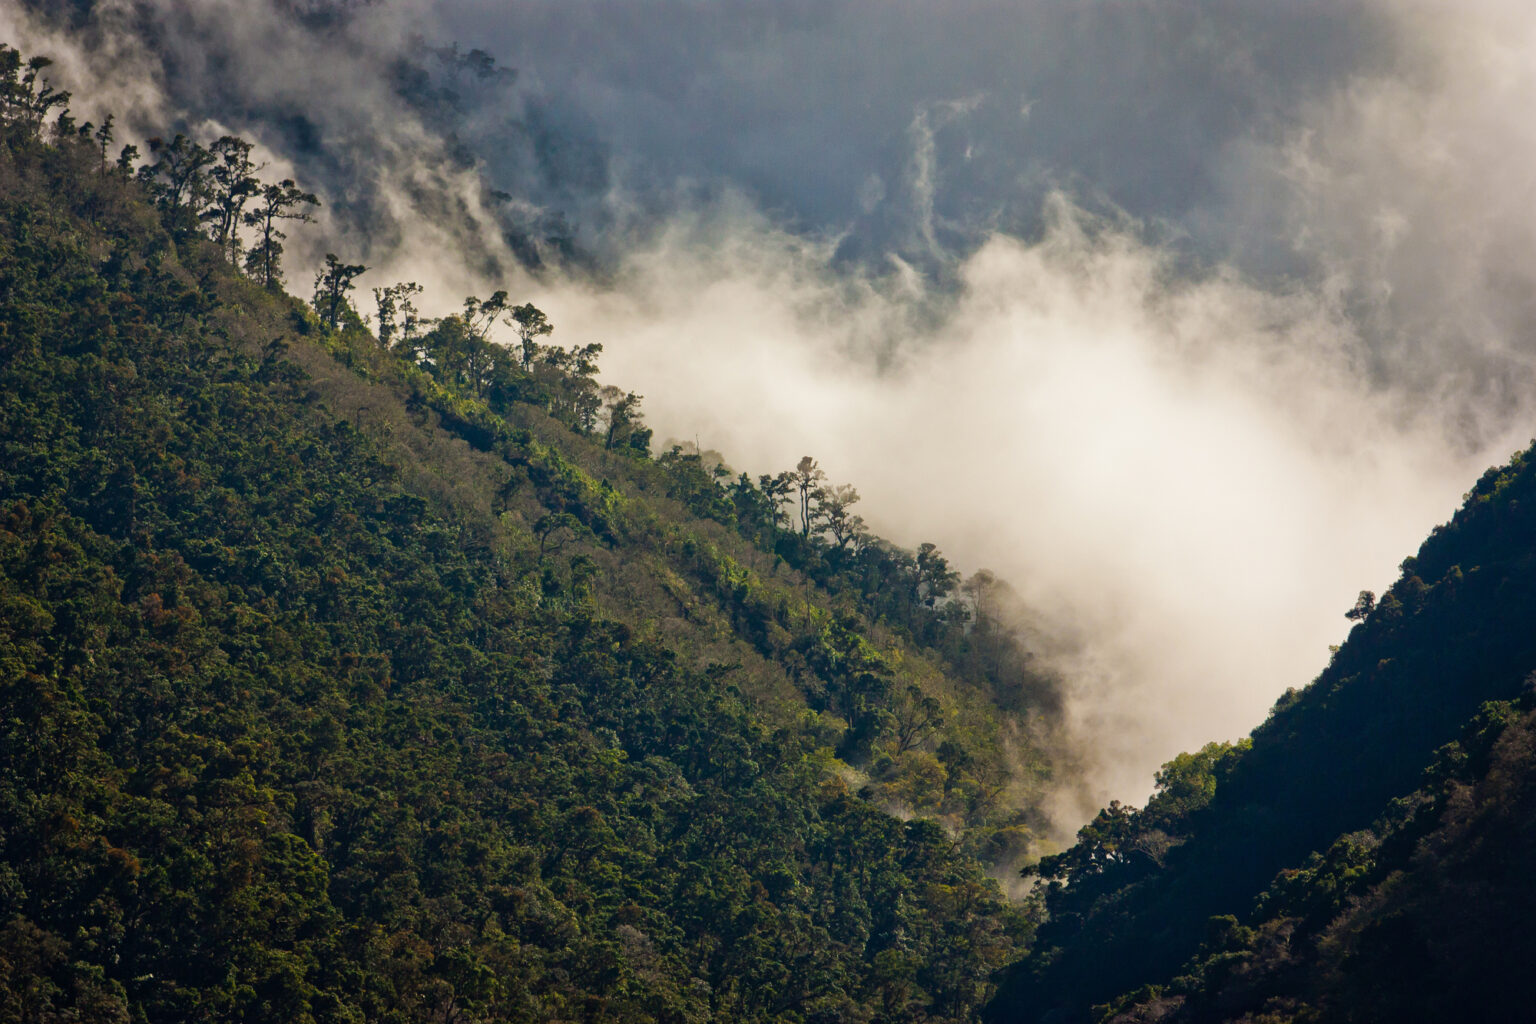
[539,195,1516,813]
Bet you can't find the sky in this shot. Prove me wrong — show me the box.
[9,0,1536,819]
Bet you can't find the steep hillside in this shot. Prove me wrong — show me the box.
[0,48,1052,1022]
[1096,694,1536,1024]
[22,34,1536,1024]
[988,443,1536,1022]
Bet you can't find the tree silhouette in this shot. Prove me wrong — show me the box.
[817,483,864,551]
[139,133,214,231]
[203,136,261,265]
[793,456,826,537]
[373,281,425,354]
[243,179,320,289]
[510,303,553,368]
[1345,589,1377,622]
[313,253,368,332]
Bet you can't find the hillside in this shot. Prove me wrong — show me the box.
[1094,693,1536,1024]
[986,441,1536,1021]
[14,33,1536,1024]
[0,47,1056,1022]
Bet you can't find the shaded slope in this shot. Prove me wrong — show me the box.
[1098,695,1536,1023]
[989,443,1536,1022]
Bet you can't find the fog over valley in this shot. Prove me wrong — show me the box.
[12,0,1536,817]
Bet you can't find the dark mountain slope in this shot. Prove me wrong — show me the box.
[988,445,1536,1022]
[0,53,1044,1023]
[1095,693,1536,1024]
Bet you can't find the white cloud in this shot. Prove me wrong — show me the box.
[535,193,1511,812]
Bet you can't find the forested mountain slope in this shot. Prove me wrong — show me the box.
[987,441,1536,1021]
[1093,692,1536,1024]
[19,36,1536,1024]
[0,48,1054,1023]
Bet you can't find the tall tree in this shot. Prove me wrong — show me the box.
[202,135,260,265]
[313,253,368,332]
[0,47,71,137]
[373,281,425,355]
[421,314,470,384]
[793,456,827,537]
[243,179,320,289]
[759,471,795,533]
[537,341,603,430]
[464,289,509,338]
[893,684,945,754]
[915,543,959,608]
[961,569,998,627]
[599,386,646,451]
[817,483,864,552]
[510,303,553,369]
[91,114,114,175]
[115,142,139,176]
[1345,589,1376,622]
[138,134,214,230]
[460,291,511,397]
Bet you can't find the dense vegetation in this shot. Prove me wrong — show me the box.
[14,36,1536,1024]
[0,46,1057,1023]
[988,441,1536,1021]
[1093,693,1536,1024]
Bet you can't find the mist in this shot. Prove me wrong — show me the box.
[538,195,1511,813]
[9,0,1536,820]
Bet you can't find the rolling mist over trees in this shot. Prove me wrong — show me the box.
[12,5,1536,1023]
[988,441,1536,1021]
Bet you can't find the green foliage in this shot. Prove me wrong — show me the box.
[0,44,1043,1023]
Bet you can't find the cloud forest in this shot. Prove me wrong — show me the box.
[5,2,1536,1022]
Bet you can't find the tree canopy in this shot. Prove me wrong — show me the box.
[0,42,1056,1024]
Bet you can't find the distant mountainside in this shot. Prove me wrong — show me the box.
[986,429,1536,1020]
[0,46,1057,1022]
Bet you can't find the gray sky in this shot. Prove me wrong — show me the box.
[437,0,1388,270]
